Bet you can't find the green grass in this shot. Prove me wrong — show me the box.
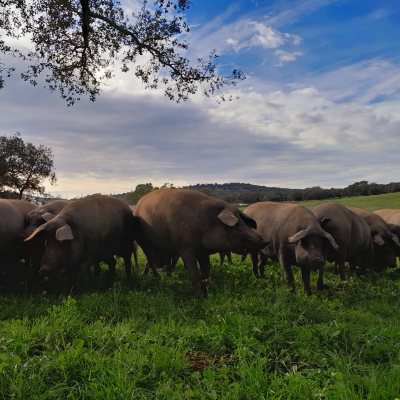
[298,192,400,211]
[1,251,400,399]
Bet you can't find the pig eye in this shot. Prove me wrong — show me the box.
[45,240,47,245]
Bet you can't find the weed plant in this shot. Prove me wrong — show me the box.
[0,251,400,399]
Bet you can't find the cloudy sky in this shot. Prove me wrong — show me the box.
[1,0,400,198]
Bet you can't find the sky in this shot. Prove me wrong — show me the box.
[1,0,400,198]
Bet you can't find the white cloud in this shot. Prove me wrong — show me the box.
[2,57,400,195]
[274,49,303,66]
[225,21,302,52]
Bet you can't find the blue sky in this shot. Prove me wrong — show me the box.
[1,0,400,197]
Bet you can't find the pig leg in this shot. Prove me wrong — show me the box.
[301,267,312,296]
[227,252,232,265]
[94,262,101,277]
[316,268,329,291]
[180,251,204,298]
[140,246,159,276]
[337,261,346,281]
[250,251,260,276]
[240,253,247,262]
[171,255,180,272]
[105,256,117,279]
[166,256,173,277]
[219,252,225,265]
[278,255,295,292]
[133,241,139,268]
[122,253,133,280]
[67,259,93,294]
[258,252,267,277]
[198,254,211,296]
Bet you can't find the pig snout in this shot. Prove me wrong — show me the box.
[310,256,324,269]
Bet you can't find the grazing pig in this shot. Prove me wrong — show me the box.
[347,206,400,270]
[374,209,400,258]
[0,199,37,289]
[19,200,70,281]
[25,196,135,293]
[244,202,339,295]
[19,200,70,240]
[133,189,268,298]
[312,202,374,278]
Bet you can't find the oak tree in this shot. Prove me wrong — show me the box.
[0,133,57,198]
[1,0,244,105]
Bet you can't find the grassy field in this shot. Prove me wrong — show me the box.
[1,192,400,399]
[298,191,400,211]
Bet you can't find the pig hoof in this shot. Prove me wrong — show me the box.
[317,284,329,291]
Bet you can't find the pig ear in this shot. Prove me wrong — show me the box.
[42,212,55,222]
[56,224,74,241]
[323,232,339,251]
[391,234,400,247]
[218,210,239,227]
[240,212,257,229]
[288,229,308,243]
[373,234,385,246]
[24,224,47,241]
[320,217,330,225]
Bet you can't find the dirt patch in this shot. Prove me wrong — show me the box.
[184,352,235,371]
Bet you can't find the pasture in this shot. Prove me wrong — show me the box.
[0,192,400,399]
[298,192,400,211]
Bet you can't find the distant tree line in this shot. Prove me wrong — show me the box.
[126,183,175,205]
[184,181,400,204]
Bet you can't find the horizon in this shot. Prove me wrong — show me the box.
[2,0,400,198]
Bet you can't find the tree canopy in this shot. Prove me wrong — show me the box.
[1,0,245,105]
[126,182,154,204]
[0,133,57,198]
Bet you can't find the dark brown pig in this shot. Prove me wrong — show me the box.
[133,189,268,298]
[19,200,70,240]
[347,206,400,270]
[19,200,70,281]
[0,199,37,288]
[312,202,374,278]
[244,202,339,295]
[25,196,134,293]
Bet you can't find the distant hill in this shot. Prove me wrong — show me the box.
[182,183,294,203]
[108,180,400,205]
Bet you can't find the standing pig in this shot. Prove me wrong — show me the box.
[312,202,374,278]
[133,189,268,298]
[346,206,400,270]
[25,196,135,293]
[244,202,338,295]
[0,199,37,289]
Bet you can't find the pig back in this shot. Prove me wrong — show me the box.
[134,189,229,252]
[61,196,134,255]
[374,209,400,226]
[0,200,37,247]
[244,202,319,258]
